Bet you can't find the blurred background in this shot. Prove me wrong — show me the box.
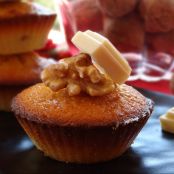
[35,0,174,95]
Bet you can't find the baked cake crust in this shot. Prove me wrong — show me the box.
[12,83,153,127]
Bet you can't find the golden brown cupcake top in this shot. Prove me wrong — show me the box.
[0,52,55,86]
[0,1,56,20]
[41,53,115,96]
[12,83,153,127]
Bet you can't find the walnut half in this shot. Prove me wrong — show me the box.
[41,53,115,96]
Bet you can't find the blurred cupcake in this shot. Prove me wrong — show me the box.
[103,12,145,52]
[0,1,56,112]
[139,0,174,33]
[0,52,55,111]
[97,0,138,17]
[0,52,55,85]
[12,53,153,163]
[0,1,56,55]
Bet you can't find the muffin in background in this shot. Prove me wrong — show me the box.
[0,0,56,112]
[0,1,56,55]
[0,52,55,85]
[0,52,55,112]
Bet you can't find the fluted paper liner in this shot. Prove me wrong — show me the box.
[0,14,56,55]
[16,114,150,164]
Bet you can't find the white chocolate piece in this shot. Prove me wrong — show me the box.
[160,107,174,134]
[85,30,131,73]
[72,31,131,84]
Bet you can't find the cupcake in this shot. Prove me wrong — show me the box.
[0,1,56,112]
[0,1,56,55]
[12,50,153,163]
[0,52,55,85]
[0,52,55,112]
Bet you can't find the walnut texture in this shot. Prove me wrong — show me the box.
[41,53,115,96]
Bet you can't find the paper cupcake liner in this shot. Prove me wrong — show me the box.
[0,14,56,55]
[16,114,149,164]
